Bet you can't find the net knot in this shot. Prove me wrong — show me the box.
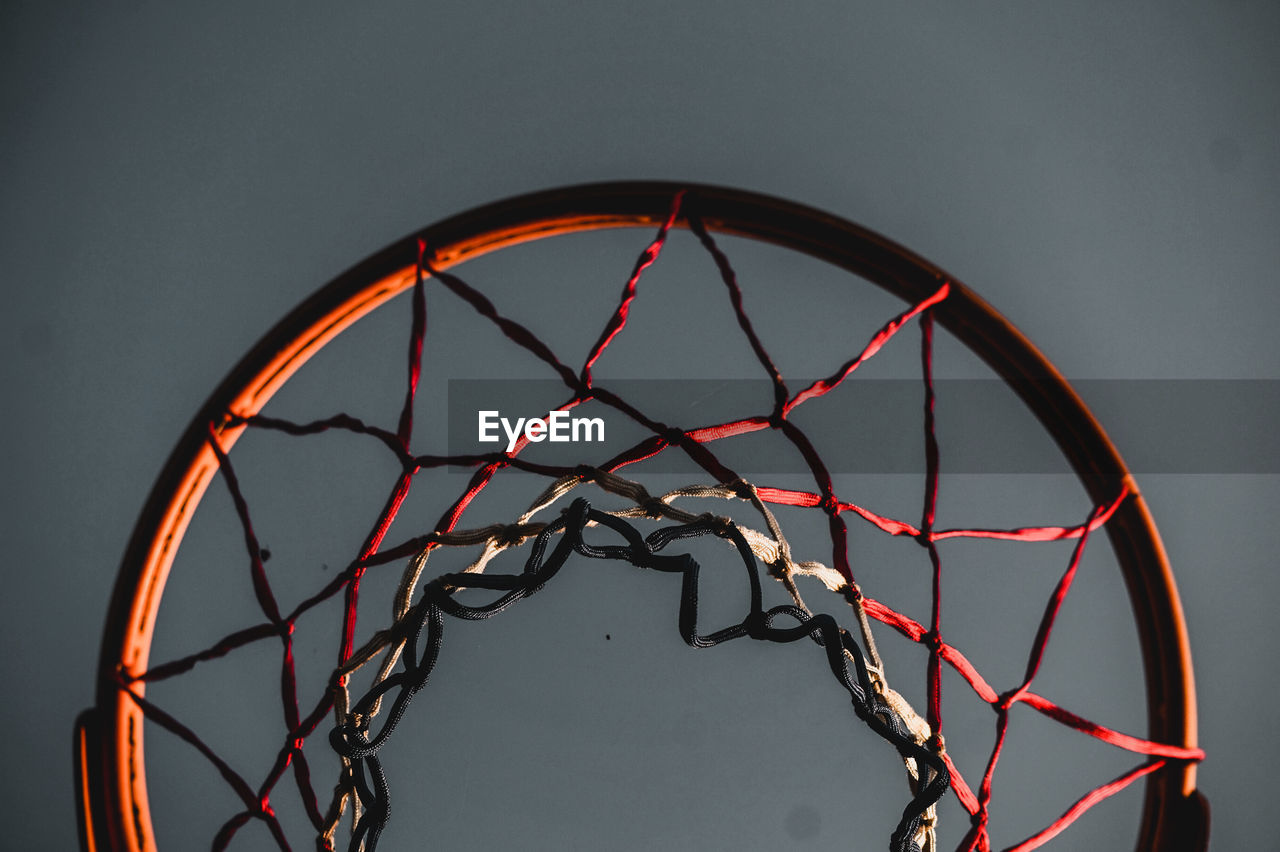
[495,524,528,548]
[819,494,840,515]
[640,497,669,519]
[661,427,687,445]
[710,517,737,538]
[996,687,1024,712]
[970,809,989,828]
[923,631,943,653]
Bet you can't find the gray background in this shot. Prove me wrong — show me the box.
[3,2,1277,850]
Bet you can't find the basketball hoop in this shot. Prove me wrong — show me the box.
[76,183,1206,851]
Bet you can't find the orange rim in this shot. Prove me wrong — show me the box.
[79,182,1205,851]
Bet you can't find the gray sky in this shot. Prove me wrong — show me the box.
[3,2,1277,849]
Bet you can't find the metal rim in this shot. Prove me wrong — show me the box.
[78,181,1205,851]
